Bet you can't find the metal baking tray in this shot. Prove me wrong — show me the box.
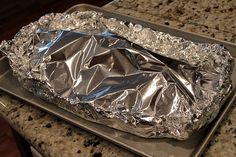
[0,4,236,157]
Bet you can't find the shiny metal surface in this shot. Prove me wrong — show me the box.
[0,4,236,157]
[0,10,234,140]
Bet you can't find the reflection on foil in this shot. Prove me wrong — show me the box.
[0,11,234,140]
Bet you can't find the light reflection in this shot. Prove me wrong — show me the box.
[0,100,6,108]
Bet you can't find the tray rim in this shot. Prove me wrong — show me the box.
[66,4,236,53]
[64,6,236,156]
[0,3,236,157]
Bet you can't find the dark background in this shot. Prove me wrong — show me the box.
[0,0,112,41]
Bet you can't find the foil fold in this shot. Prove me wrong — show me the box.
[0,11,234,140]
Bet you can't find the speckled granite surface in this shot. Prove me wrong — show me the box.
[104,1,236,156]
[0,91,135,157]
[0,0,236,157]
[104,0,236,43]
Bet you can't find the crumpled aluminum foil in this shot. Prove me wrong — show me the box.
[0,11,234,140]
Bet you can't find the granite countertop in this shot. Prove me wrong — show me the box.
[0,0,236,157]
[104,0,236,43]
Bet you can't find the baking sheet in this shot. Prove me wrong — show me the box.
[0,4,235,157]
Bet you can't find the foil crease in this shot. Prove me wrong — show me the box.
[0,11,234,140]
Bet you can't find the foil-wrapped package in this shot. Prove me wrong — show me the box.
[0,11,234,140]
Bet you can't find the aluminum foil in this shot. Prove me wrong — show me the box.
[0,11,234,140]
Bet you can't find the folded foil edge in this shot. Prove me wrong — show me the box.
[0,11,234,140]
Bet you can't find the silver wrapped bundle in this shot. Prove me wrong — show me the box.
[0,11,234,140]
